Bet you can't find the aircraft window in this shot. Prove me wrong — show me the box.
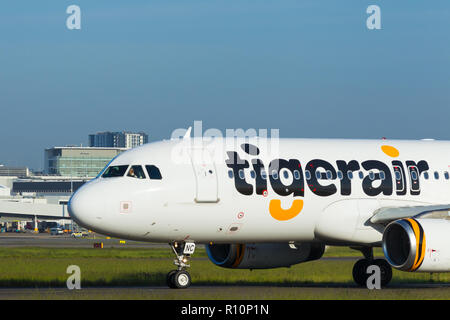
[250,171,256,179]
[228,170,233,179]
[359,171,364,179]
[305,170,311,180]
[315,171,321,180]
[424,172,429,180]
[445,172,449,180]
[369,171,375,180]
[96,156,119,178]
[283,170,290,179]
[272,171,279,180]
[294,170,300,180]
[146,165,162,180]
[261,169,267,180]
[411,171,418,181]
[127,165,146,179]
[434,171,439,180]
[337,171,343,180]
[395,171,401,180]
[347,171,353,180]
[239,169,245,179]
[326,170,332,180]
[380,171,385,180]
[102,165,129,178]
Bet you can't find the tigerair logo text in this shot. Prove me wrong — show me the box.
[226,144,429,221]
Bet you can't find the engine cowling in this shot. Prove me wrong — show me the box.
[382,218,450,272]
[206,242,325,269]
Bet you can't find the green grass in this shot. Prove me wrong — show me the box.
[0,245,375,259]
[0,247,178,259]
[0,246,448,299]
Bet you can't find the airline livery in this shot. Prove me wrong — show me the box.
[68,136,450,288]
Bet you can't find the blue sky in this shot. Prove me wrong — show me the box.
[0,1,449,170]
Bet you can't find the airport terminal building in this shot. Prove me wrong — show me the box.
[0,166,30,178]
[44,146,126,178]
[0,132,148,232]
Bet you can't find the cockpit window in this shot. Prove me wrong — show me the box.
[127,165,146,179]
[146,165,162,180]
[102,165,129,178]
[96,155,119,178]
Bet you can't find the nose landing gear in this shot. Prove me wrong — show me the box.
[166,242,195,289]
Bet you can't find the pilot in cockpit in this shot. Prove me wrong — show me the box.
[128,167,137,178]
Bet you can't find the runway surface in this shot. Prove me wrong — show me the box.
[0,232,167,248]
[0,283,449,300]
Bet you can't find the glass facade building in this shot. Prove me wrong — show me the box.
[44,147,126,178]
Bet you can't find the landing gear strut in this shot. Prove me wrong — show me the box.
[351,246,392,287]
[166,241,195,289]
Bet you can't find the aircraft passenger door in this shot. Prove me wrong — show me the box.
[392,165,405,194]
[190,148,219,203]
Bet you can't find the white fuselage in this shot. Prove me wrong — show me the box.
[68,138,450,246]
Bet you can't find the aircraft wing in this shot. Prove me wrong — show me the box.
[370,204,450,224]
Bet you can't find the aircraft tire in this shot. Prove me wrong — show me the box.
[173,270,191,289]
[166,270,178,288]
[352,259,370,287]
[373,259,392,287]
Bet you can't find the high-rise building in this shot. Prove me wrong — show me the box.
[122,132,148,149]
[88,132,116,148]
[88,131,148,149]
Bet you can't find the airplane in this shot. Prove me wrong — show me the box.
[68,135,450,289]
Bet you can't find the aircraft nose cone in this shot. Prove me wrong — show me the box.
[68,182,104,230]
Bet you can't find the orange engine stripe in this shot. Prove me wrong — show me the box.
[412,219,426,271]
[406,218,426,271]
[232,244,245,268]
[406,218,420,269]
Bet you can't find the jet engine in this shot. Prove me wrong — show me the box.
[382,218,450,272]
[206,242,325,269]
